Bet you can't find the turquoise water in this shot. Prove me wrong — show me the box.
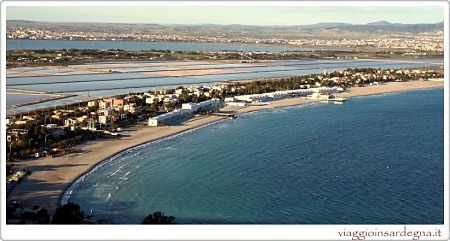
[66,88,444,224]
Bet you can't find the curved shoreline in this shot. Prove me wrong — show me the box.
[60,99,338,207]
[60,117,227,206]
[6,80,444,215]
[61,81,445,207]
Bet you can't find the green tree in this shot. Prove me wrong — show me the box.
[150,101,159,112]
[51,203,84,224]
[35,209,51,224]
[164,102,176,112]
[141,212,176,224]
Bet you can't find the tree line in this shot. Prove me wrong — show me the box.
[7,202,176,224]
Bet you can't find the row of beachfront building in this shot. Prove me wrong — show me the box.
[224,86,344,105]
[148,87,344,126]
[148,98,223,126]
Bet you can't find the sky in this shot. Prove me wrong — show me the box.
[6,6,444,25]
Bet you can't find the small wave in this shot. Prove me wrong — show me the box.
[119,171,131,180]
[109,166,125,177]
[61,117,227,205]
[210,124,229,131]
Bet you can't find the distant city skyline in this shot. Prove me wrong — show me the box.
[6,6,444,25]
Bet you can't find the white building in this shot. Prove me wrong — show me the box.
[124,103,137,113]
[86,120,98,131]
[224,97,236,102]
[231,87,343,103]
[310,92,331,100]
[87,100,98,108]
[234,94,270,103]
[314,87,344,94]
[148,99,223,127]
[148,109,192,127]
[99,100,111,110]
[98,115,108,125]
[181,98,222,113]
[145,96,159,104]
[64,118,78,127]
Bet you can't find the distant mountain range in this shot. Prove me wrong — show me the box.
[286,21,443,32]
[8,19,443,29]
[7,20,444,40]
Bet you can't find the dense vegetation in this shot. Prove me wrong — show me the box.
[6,124,95,160]
[7,202,176,224]
[51,203,85,224]
[142,212,177,224]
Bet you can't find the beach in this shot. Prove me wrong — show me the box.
[6,80,444,215]
[338,80,445,97]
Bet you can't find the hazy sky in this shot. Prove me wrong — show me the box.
[6,6,444,25]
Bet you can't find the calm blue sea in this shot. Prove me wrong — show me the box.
[67,88,443,224]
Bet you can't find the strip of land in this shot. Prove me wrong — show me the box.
[337,80,444,97]
[148,68,245,77]
[6,80,444,215]
[6,88,76,108]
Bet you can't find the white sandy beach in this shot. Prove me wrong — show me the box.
[7,80,444,215]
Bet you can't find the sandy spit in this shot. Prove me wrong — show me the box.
[7,80,444,215]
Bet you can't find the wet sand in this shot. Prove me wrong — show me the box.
[7,80,444,215]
